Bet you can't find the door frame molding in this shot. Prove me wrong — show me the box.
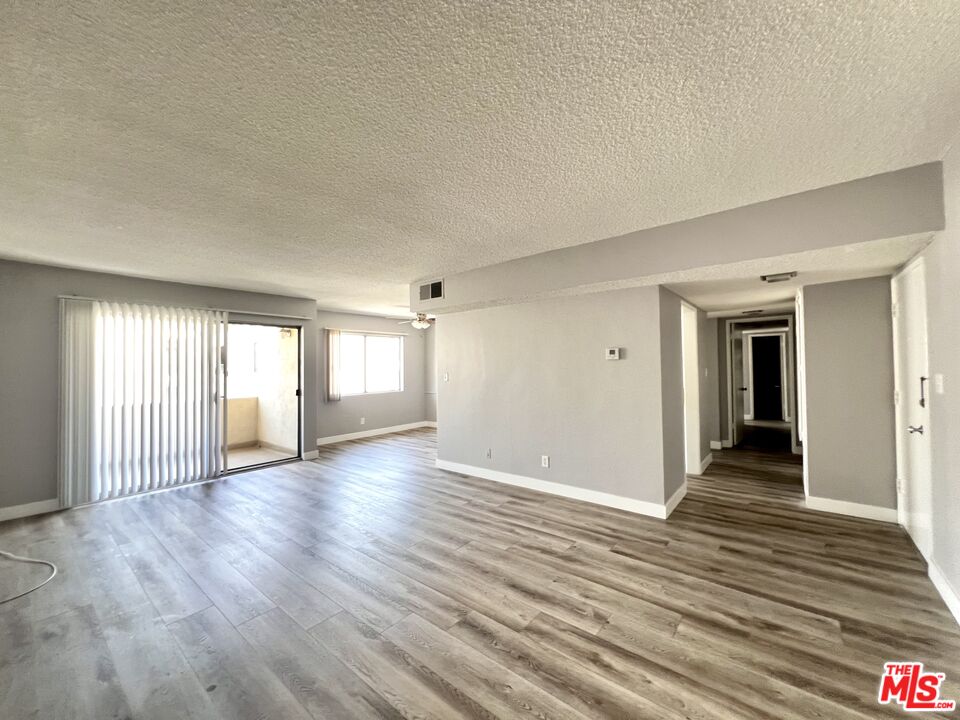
[724,314,800,454]
[680,301,702,474]
[891,254,930,546]
[224,318,305,474]
[742,329,790,422]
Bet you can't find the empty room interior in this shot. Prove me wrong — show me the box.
[3,3,960,718]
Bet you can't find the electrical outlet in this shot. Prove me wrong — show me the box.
[486,448,492,459]
[443,372,449,382]
[934,373,945,395]
[360,417,365,425]
[541,455,550,468]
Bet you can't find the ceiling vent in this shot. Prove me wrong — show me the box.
[760,271,797,283]
[418,279,444,301]
[741,309,764,316]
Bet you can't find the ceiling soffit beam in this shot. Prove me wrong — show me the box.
[411,162,943,314]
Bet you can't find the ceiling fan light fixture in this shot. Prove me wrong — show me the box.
[410,312,432,329]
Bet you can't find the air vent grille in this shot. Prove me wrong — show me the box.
[419,280,443,301]
[760,271,797,284]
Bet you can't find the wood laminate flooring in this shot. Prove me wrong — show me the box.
[1,428,957,719]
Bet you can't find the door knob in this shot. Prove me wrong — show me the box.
[908,425,924,435]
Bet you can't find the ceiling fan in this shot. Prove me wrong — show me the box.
[399,312,433,330]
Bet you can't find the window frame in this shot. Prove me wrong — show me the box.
[339,331,405,397]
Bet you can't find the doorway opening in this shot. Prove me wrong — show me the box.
[724,315,799,455]
[226,322,302,470]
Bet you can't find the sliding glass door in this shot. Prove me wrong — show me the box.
[225,322,302,470]
[59,303,304,506]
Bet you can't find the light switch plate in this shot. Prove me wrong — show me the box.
[934,373,945,395]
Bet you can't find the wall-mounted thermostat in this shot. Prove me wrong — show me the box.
[605,347,621,360]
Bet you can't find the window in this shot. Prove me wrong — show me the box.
[339,333,404,395]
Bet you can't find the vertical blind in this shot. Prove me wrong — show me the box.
[59,299,227,506]
[325,328,341,402]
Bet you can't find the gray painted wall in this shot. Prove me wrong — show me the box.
[919,137,960,603]
[0,259,319,510]
[436,286,674,504]
[413,163,943,313]
[801,277,897,508]
[316,310,428,439]
[658,288,687,498]
[424,324,437,422]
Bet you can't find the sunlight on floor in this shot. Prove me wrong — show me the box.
[227,446,295,469]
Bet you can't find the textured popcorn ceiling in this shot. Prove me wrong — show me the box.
[2,1,960,314]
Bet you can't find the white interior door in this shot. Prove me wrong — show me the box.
[892,258,932,559]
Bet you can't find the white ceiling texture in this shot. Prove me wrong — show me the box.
[2,1,960,315]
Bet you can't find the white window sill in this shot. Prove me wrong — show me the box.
[341,389,405,397]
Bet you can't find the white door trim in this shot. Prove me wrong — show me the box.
[742,329,790,423]
[681,302,701,475]
[724,314,800,454]
[891,254,932,558]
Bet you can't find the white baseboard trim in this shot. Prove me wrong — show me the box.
[721,439,733,448]
[302,450,319,460]
[804,495,898,523]
[698,453,713,474]
[435,459,674,519]
[929,560,960,628]
[709,440,723,451]
[423,421,438,428]
[317,421,435,446]
[0,498,60,523]
[664,481,687,518]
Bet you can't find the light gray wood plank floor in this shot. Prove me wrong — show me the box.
[1,428,957,719]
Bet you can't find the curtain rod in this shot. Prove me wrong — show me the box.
[58,295,314,322]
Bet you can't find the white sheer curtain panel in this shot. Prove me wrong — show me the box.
[59,299,227,506]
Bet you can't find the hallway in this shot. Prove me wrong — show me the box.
[737,420,793,453]
[702,442,803,496]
